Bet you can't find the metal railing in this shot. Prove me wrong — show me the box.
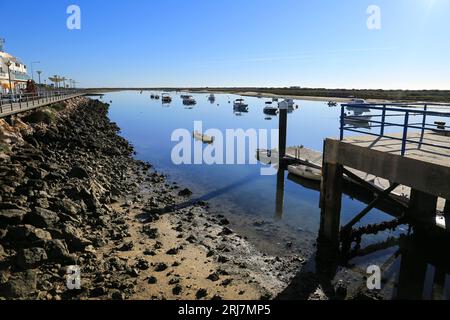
[340,103,450,156]
[0,89,85,116]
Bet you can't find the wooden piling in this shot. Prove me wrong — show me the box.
[319,162,344,245]
[278,105,287,161]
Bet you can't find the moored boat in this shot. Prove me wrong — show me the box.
[193,131,215,144]
[182,95,197,105]
[263,101,279,115]
[288,164,322,181]
[161,93,172,103]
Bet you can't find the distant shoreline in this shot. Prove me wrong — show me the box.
[84,87,450,104]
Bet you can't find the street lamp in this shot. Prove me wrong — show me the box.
[4,60,13,94]
[30,61,40,82]
[36,71,42,85]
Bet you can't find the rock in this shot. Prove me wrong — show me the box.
[207,273,220,282]
[219,218,230,226]
[166,248,179,255]
[172,284,182,295]
[111,291,125,300]
[196,288,208,300]
[218,227,233,236]
[62,223,91,251]
[334,280,348,300]
[147,276,157,284]
[217,256,229,263]
[5,225,52,245]
[16,247,48,269]
[90,286,107,297]
[136,259,150,270]
[118,241,134,252]
[68,166,90,179]
[178,188,193,197]
[0,209,27,226]
[44,239,76,264]
[24,207,60,228]
[221,279,232,287]
[154,263,168,272]
[142,226,158,239]
[0,270,37,298]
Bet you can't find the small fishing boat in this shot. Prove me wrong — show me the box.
[150,94,155,99]
[161,93,172,103]
[234,98,248,108]
[327,101,337,107]
[272,97,279,102]
[182,95,197,105]
[347,98,367,105]
[154,94,160,100]
[208,94,216,102]
[234,105,249,113]
[288,164,322,182]
[263,102,279,115]
[180,94,190,99]
[193,131,214,144]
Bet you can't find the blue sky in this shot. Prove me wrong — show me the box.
[1,0,449,89]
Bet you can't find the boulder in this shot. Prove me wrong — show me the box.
[62,223,91,251]
[0,270,37,298]
[0,209,27,226]
[24,207,60,228]
[16,247,48,269]
[44,239,77,264]
[68,166,90,179]
[5,225,52,246]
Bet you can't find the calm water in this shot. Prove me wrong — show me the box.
[105,91,449,299]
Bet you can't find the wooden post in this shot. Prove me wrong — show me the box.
[396,248,427,300]
[278,101,288,162]
[408,189,437,226]
[444,200,450,232]
[319,161,343,245]
[275,168,285,220]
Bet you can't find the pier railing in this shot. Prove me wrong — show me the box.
[340,103,450,156]
[0,89,85,116]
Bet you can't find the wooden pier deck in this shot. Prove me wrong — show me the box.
[0,92,85,119]
[285,132,450,214]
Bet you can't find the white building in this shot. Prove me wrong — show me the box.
[0,39,30,94]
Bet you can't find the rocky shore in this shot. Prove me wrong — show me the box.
[0,97,305,300]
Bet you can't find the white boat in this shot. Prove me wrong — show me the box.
[234,98,248,108]
[161,93,172,103]
[288,164,322,182]
[182,95,196,105]
[279,98,298,110]
[263,102,279,115]
[193,131,214,144]
[347,98,367,105]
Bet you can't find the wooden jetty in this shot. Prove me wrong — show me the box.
[276,102,450,248]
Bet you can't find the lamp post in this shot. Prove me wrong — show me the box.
[36,71,42,85]
[30,61,40,82]
[5,60,13,95]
